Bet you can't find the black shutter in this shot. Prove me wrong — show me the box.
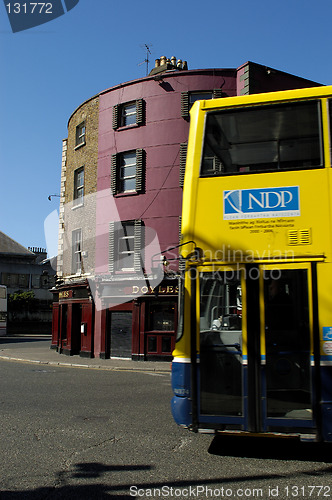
[108,221,115,273]
[136,99,144,125]
[135,149,145,193]
[179,142,187,188]
[112,105,119,130]
[111,154,118,195]
[181,92,189,119]
[134,220,143,272]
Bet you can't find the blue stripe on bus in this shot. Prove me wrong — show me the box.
[171,360,192,427]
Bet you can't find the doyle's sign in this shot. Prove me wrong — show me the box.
[223,186,300,220]
[131,284,179,295]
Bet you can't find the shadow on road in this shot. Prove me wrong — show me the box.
[1,463,153,499]
[2,458,332,499]
[208,434,332,462]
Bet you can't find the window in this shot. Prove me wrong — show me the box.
[19,274,29,288]
[121,102,137,126]
[73,167,84,206]
[72,229,82,274]
[181,90,222,119]
[118,222,135,271]
[201,100,323,176]
[111,149,144,195]
[75,122,86,147]
[1,273,28,288]
[113,99,145,129]
[147,301,176,331]
[108,220,143,273]
[119,152,136,192]
[189,91,213,108]
[31,275,41,288]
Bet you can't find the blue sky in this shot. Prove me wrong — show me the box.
[1,0,332,253]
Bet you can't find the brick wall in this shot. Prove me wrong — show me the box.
[61,96,99,278]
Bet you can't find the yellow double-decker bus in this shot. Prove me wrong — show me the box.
[171,85,332,442]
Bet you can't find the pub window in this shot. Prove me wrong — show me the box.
[146,301,176,331]
[161,337,172,353]
[147,336,157,352]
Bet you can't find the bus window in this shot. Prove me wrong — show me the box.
[200,272,242,333]
[201,100,323,176]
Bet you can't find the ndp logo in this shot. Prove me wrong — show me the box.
[3,0,79,33]
[223,186,300,220]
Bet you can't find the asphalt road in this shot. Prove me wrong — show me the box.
[1,357,332,499]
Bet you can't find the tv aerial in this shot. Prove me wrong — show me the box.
[139,44,152,76]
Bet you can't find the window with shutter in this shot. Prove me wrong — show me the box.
[111,150,145,195]
[113,100,145,129]
[182,92,215,119]
[109,220,144,273]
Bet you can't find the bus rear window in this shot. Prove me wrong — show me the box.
[201,100,323,176]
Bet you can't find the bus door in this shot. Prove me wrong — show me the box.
[198,264,316,436]
[261,264,314,435]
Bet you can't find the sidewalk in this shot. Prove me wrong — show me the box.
[0,335,171,373]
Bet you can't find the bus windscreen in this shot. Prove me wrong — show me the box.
[201,100,323,176]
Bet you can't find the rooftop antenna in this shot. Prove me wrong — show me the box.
[138,44,152,76]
